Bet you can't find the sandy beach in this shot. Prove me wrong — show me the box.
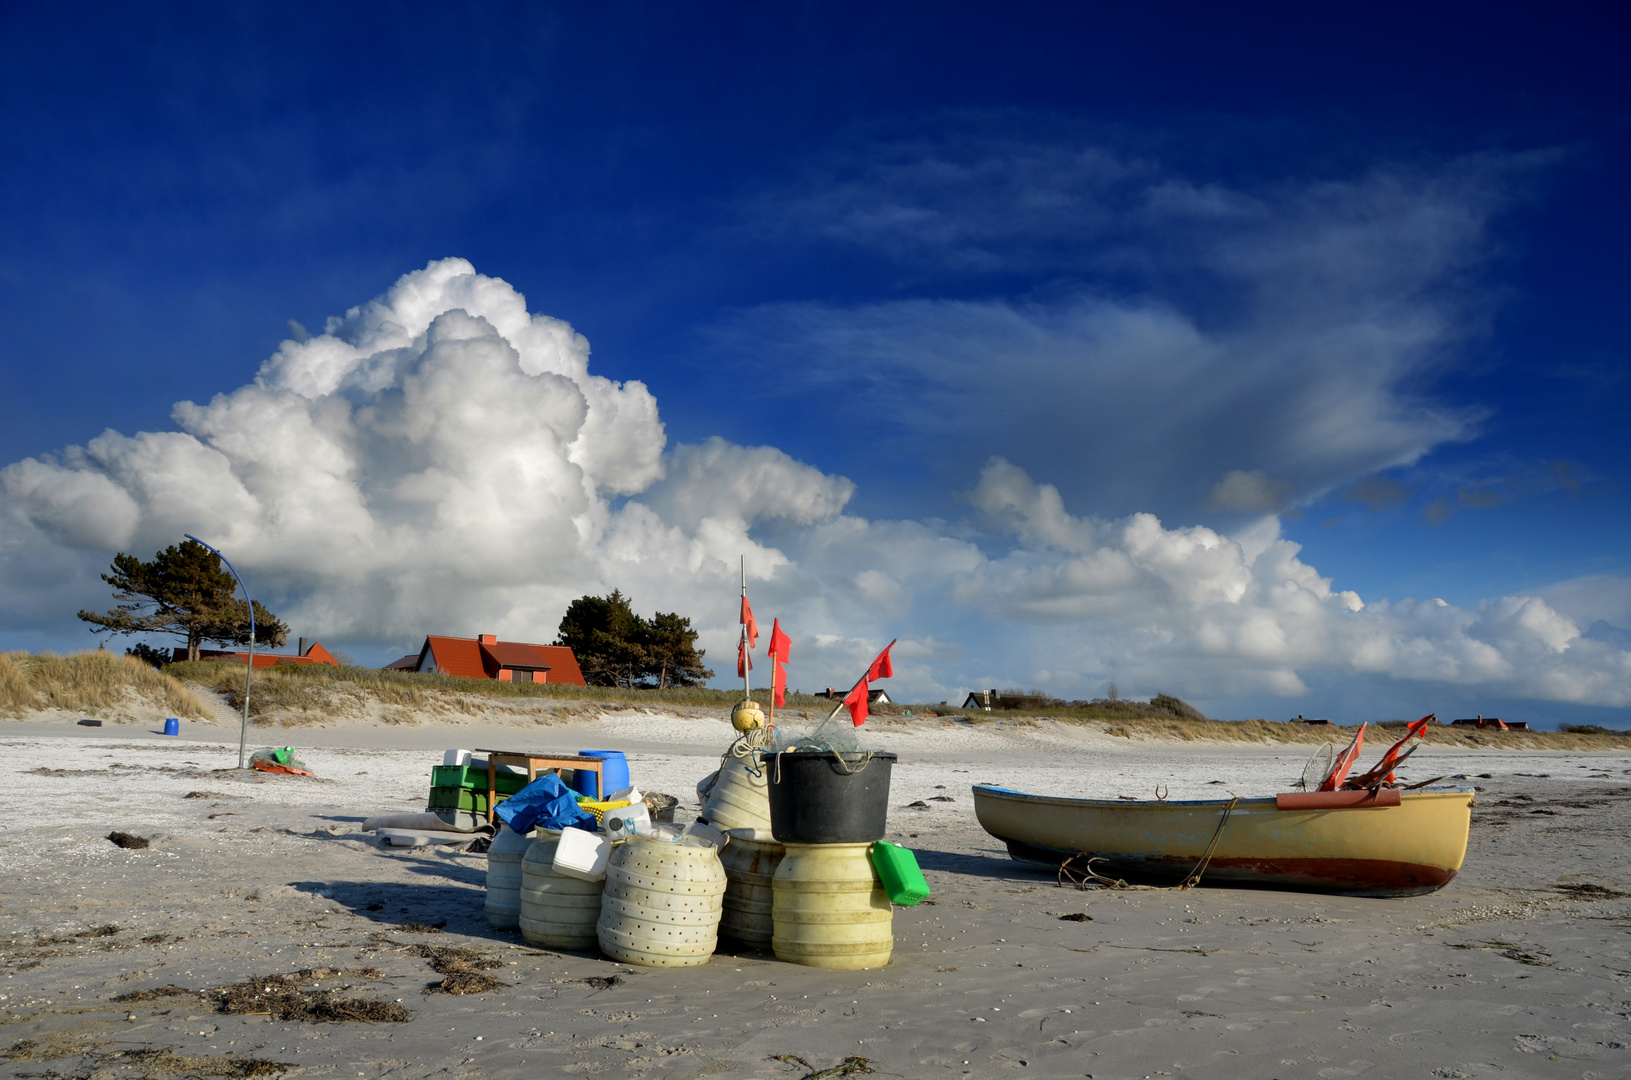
[3,712,1630,1079]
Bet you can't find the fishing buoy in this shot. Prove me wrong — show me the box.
[730,700,765,732]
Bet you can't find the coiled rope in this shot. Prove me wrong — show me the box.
[1058,796,1239,892]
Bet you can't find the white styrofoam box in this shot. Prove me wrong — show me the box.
[443,748,474,767]
[553,826,612,881]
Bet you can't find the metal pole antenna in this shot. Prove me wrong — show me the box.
[740,555,749,700]
[186,535,254,769]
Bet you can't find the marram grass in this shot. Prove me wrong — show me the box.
[0,650,211,719]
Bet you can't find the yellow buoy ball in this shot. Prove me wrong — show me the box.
[731,699,766,732]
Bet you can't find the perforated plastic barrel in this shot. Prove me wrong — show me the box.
[519,832,606,949]
[718,828,785,947]
[699,754,772,832]
[484,824,531,928]
[772,842,893,969]
[597,834,727,968]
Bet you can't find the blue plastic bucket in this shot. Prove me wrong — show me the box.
[163,718,179,736]
[569,750,629,799]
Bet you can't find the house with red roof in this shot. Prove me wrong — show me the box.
[391,633,586,685]
[174,638,340,668]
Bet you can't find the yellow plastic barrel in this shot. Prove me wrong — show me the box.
[519,832,605,949]
[719,828,785,947]
[596,834,728,968]
[699,755,772,832]
[484,824,531,929]
[772,842,893,969]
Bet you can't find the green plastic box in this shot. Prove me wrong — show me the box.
[870,841,931,906]
[426,785,508,813]
[430,765,530,795]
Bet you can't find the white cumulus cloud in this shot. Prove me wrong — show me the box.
[2,260,1626,711]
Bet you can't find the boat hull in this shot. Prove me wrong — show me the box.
[973,785,1474,898]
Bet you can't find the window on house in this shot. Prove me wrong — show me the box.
[510,669,534,683]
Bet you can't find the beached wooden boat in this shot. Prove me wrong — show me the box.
[972,784,1474,898]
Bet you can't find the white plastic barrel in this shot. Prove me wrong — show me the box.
[519,832,606,949]
[699,755,772,832]
[596,834,728,968]
[484,823,531,928]
[772,841,893,969]
[719,828,785,947]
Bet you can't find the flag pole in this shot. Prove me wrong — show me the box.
[813,638,896,737]
[740,556,749,701]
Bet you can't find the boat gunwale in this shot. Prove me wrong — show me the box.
[971,783,1476,810]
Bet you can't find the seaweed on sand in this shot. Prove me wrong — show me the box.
[115,967,409,1023]
[403,944,508,995]
[5,1035,293,1078]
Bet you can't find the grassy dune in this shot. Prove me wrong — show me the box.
[9,653,1622,749]
[164,660,845,726]
[0,650,212,719]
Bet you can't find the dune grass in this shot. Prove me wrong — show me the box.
[0,650,212,719]
[164,659,845,723]
[152,658,1631,748]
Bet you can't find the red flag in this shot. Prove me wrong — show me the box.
[740,596,759,649]
[1342,714,1433,789]
[866,643,893,681]
[843,680,870,727]
[843,642,895,727]
[767,619,791,709]
[737,639,753,678]
[1318,723,1367,791]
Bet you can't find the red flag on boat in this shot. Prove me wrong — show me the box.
[1344,713,1434,788]
[843,642,895,727]
[1319,723,1367,791]
[767,619,791,708]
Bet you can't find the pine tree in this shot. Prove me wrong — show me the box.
[77,540,288,661]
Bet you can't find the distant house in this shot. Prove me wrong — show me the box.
[401,633,587,685]
[1451,716,1528,731]
[175,637,339,669]
[816,687,891,704]
[963,689,999,710]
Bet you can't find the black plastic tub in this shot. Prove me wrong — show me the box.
[767,750,897,844]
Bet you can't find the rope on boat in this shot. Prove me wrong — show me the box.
[1058,796,1240,893]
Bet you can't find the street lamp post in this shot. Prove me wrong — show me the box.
[184,534,255,769]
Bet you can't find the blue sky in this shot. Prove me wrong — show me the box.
[2,3,1627,725]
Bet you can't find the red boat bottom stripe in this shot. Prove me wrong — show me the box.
[1005,840,1457,898]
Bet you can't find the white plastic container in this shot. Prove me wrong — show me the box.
[683,821,728,849]
[444,748,473,767]
[553,826,612,881]
[608,785,644,805]
[604,801,651,840]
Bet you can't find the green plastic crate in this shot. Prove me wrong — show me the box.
[430,765,530,795]
[426,785,508,813]
[870,841,931,906]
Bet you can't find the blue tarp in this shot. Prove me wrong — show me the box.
[495,772,596,834]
